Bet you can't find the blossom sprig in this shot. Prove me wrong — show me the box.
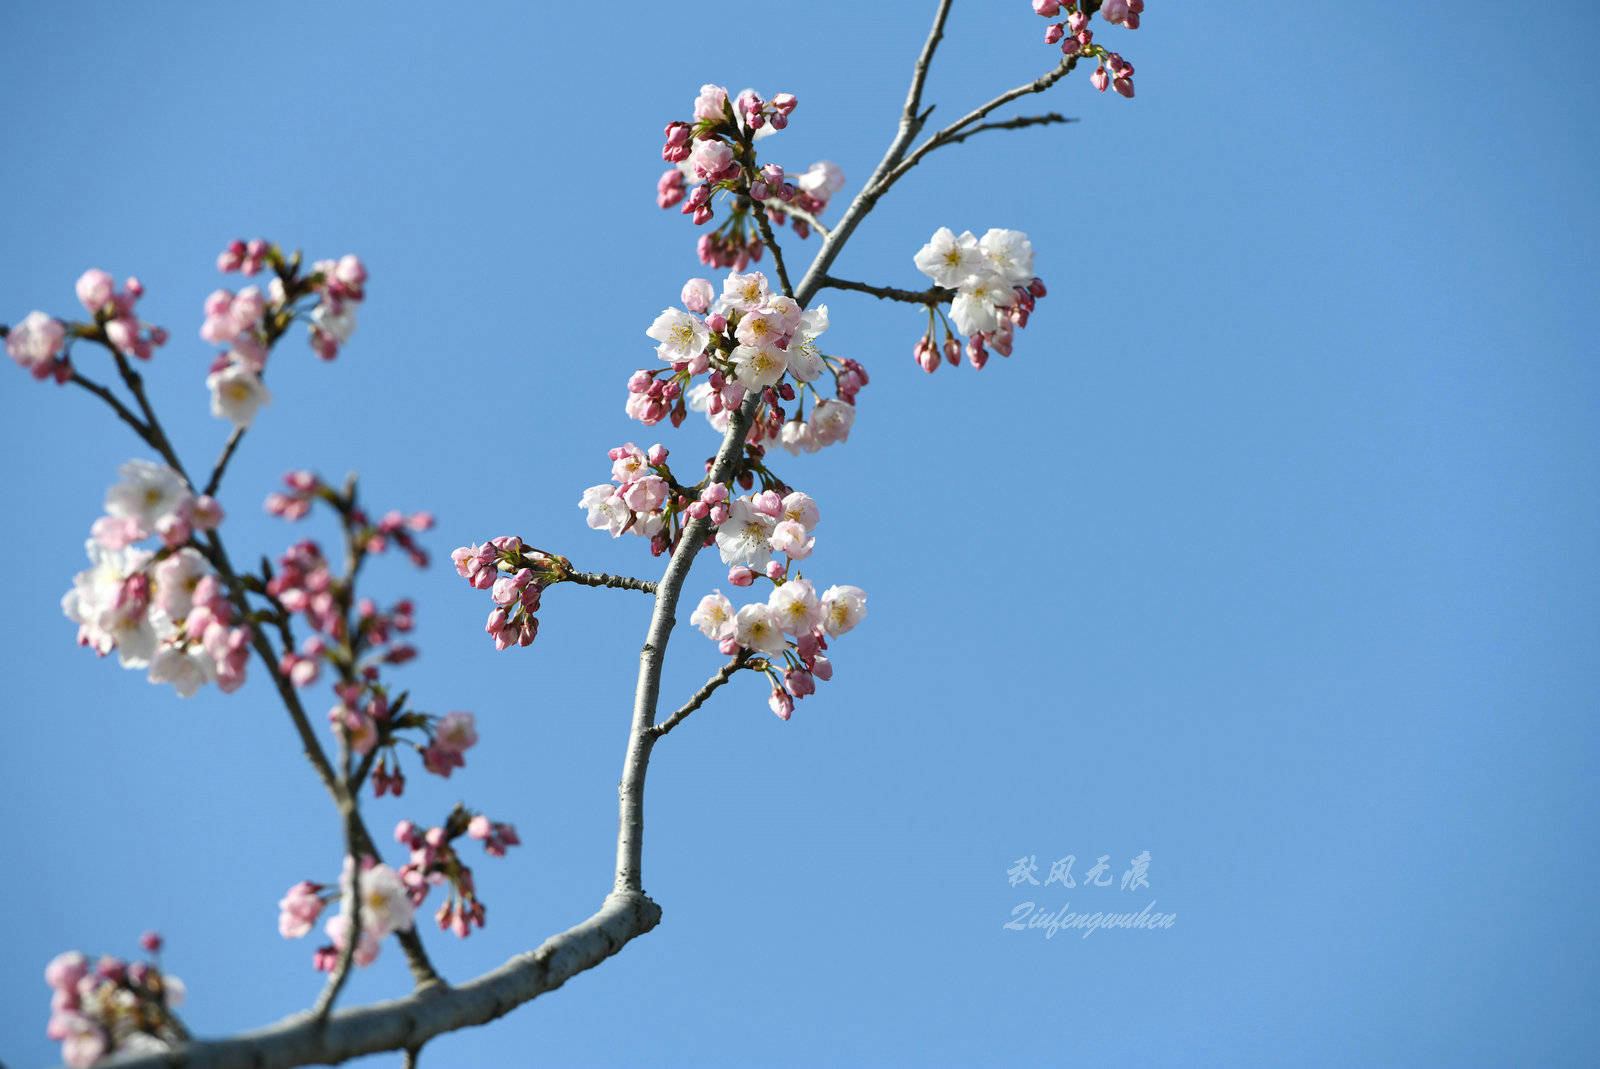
[395,806,521,939]
[4,268,170,385]
[1033,0,1143,97]
[656,83,843,270]
[278,857,416,972]
[451,535,573,650]
[203,240,368,429]
[61,460,248,698]
[909,227,1046,371]
[689,579,866,721]
[43,941,187,1068]
[633,269,868,459]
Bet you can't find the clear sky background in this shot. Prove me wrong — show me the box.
[2,2,1596,1066]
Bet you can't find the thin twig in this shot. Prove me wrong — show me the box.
[792,0,960,304]
[203,425,247,498]
[879,58,1080,196]
[312,743,363,1022]
[939,112,1076,148]
[648,655,748,740]
[748,198,793,297]
[900,0,957,151]
[69,371,150,439]
[819,276,953,306]
[566,570,657,595]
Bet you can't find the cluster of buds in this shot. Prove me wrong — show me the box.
[690,578,866,720]
[214,237,367,363]
[638,269,867,461]
[451,536,571,650]
[1034,0,1141,97]
[394,806,520,939]
[202,242,368,428]
[267,468,435,563]
[4,268,171,384]
[911,227,1046,371]
[44,938,186,1068]
[656,84,841,269]
[61,461,247,697]
[279,857,415,971]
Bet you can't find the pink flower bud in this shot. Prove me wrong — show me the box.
[728,566,755,587]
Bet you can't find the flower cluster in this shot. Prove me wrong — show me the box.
[5,269,170,384]
[395,806,521,938]
[691,579,866,720]
[266,470,434,567]
[44,940,186,1068]
[203,241,369,428]
[451,536,572,650]
[911,227,1046,371]
[656,84,842,269]
[6,311,72,382]
[632,269,867,457]
[1033,0,1142,97]
[62,461,248,698]
[278,858,416,971]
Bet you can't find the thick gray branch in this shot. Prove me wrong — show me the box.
[102,893,661,1069]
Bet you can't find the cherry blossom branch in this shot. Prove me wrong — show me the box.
[202,426,246,498]
[68,370,150,439]
[564,570,657,595]
[901,0,956,150]
[819,275,954,306]
[100,892,662,1069]
[937,111,1076,147]
[647,654,749,740]
[792,1,961,303]
[879,58,1080,196]
[311,742,363,1021]
[748,199,793,297]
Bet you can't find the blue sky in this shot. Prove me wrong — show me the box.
[2,2,1596,1066]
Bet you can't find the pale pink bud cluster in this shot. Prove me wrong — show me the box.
[395,806,519,939]
[308,253,367,359]
[422,710,479,777]
[5,310,72,382]
[77,268,169,360]
[656,85,835,266]
[1035,0,1141,96]
[44,942,186,1067]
